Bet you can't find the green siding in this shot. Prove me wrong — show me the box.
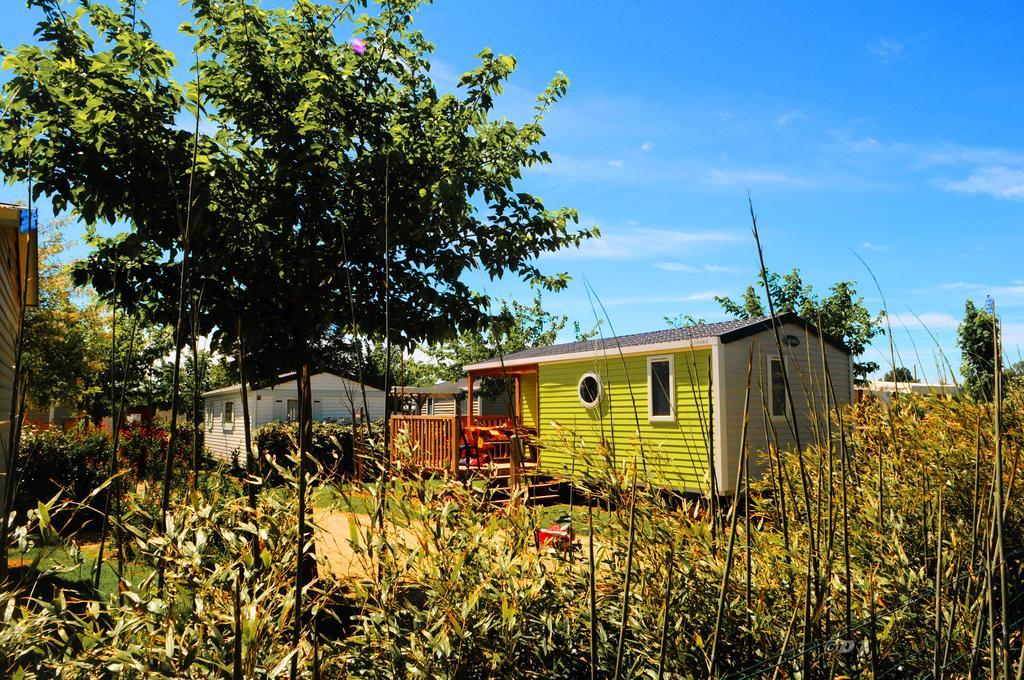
[520,372,539,429]
[537,349,713,490]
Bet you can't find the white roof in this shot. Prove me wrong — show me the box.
[202,371,352,397]
[866,380,958,392]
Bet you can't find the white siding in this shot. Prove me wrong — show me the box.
[717,322,853,494]
[202,373,387,463]
[203,394,254,465]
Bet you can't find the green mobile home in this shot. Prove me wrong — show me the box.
[462,312,853,495]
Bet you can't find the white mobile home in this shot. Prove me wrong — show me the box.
[202,371,386,463]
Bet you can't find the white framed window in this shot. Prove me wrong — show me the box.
[223,401,234,426]
[206,403,214,430]
[577,372,602,409]
[647,355,675,422]
[287,399,300,421]
[768,355,790,420]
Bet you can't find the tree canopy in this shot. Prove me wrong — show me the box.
[429,290,568,383]
[0,1,594,648]
[22,223,107,415]
[881,366,916,383]
[715,267,882,384]
[957,298,997,401]
[21,222,176,420]
[2,0,595,379]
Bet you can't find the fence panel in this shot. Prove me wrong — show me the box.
[390,415,459,473]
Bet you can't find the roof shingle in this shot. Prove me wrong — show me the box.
[467,312,849,368]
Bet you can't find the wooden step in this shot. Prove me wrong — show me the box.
[458,461,539,476]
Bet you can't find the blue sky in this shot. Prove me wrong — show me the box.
[4,1,1024,381]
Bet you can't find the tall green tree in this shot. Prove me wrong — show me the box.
[429,290,568,383]
[22,224,108,415]
[957,298,997,401]
[20,222,176,421]
[1,0,594,668]
[152,348,237,420]
[881,366,916,383]
[715,267,882,384]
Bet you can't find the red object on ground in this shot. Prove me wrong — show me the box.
[536,523,575,548]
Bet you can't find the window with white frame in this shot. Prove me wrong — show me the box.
[287,399,300,421]
[647,356,675,421]
[577,372,602,409]
[224,401,234,425]
[768,356,789,419]
[206,403,214,430]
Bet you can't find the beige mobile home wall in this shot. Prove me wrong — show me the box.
[717,321,852,493]
[426,396,459,416]
[0,223,20,510]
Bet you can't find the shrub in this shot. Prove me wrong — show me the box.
[4,395,1023,677]
[14,424,109,521]
[253,420,365,481]
[14,422,201,523]
[118,422,195,482]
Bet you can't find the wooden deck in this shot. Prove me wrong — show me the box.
[389,414,544,494]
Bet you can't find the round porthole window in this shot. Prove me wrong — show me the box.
[578,372,602,409]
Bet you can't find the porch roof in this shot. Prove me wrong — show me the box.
[390,381,464,396]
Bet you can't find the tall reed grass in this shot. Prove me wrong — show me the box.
[2,387,1023,678]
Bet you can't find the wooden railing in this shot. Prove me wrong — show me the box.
[461,415,512,429]
[390,415,541,475]
[390,415,460,473]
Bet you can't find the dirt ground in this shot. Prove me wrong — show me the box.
[312,506,601,581]
[312,508,419,580]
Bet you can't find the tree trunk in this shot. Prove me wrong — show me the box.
[237,318,257,510]
[94,318,138,593]
[237,318,261,567]
[158,252,190,590]
[190,322,202,489]
[290,359,314,678]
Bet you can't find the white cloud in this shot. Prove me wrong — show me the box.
[1001,322,1024,348]
[885,312,959,330]
[937,167,1024,200]
[607,159,624,168]
[775,110,803,127]
[604,291,720,306]
[641,141,654,151]
[428,58,462,92]
[655,262,698,272]
[918,144,1024,168]
[868,38,905,63]
[553,224,741,260]
[655,262,741,274]
[934,281,1024,304]
[936,281,982,291]
[861,241,889,252]
[706,168,813,187]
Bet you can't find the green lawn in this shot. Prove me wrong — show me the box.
[6,542,140,599]
[318,479,616,538]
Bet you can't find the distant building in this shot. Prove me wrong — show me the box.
[202,371,386,462]
[391,378,514,416]
[857,379,959,404]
